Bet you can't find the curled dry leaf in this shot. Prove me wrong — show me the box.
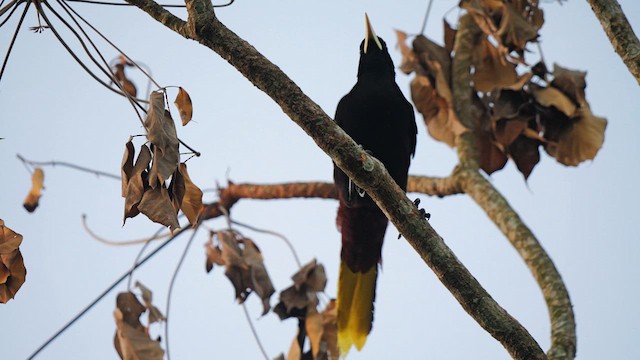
[174,87,193,126]
[114,63,137,98]
[122,144,152,224]
[168,167,185,214]
[207,231,275,315]
[121,140,135,197]
[551,63,587,104]
[274,259,327,320]
[496,3,539,52]
[508,136,541,179]
[178,163,203,226]
[472,37,522,93]
[285,300,339,360]
[137,186,180,231]
[135,281,166,324]
[473,97,508,175]
[114,292,164,360]
[0,220,26,303]
[532,86,577,118]
[145,91,180,189]
[545,102,607,166]
[23,168,44,213]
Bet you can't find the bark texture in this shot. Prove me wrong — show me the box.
[588,0,640,84]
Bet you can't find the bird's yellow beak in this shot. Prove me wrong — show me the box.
[364,13,383,54]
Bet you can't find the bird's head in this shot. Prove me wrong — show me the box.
[358,14,395,78]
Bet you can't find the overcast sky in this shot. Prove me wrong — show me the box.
[1,1,639,359]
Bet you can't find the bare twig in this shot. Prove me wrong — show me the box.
[165,223,201,360]
[82,214,171,246]
[17,153,121,180]
[232,219,302,268]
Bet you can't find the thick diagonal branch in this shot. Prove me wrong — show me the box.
[123,0,547,357]
[587,0,640,84]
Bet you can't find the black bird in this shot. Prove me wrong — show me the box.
[334,14,417,355]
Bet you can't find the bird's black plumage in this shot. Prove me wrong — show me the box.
[333,15,417,354]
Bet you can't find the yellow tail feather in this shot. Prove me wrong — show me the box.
[337,261,377,356]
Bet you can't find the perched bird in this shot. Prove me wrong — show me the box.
[333,14,417,355]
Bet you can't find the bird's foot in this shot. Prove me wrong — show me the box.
[398,198,430,239]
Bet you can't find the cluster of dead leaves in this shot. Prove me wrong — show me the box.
[23,168,44,212]
[205,230,275,315]
[0,220,26,303]
[397,0,606,179]
[274,260,337,360]
[113,282,165,360]
[205,232,336,360]
[121,89,201,230]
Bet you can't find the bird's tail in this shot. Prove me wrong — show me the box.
[337,260,378,355]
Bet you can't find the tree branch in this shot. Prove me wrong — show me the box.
[587,0,640,84]
[451,13,575,360]
[110,1,548,356]
[457,169,576,360]
[201,176,460,220]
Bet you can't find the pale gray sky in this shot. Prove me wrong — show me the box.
[1,1,639,359]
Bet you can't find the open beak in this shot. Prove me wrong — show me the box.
[364,13,383,54]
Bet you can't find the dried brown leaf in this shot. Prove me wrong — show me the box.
[179,163,203,226]
[114,63,137,98]
[507,135,540,179]
[413,34,451,78]
[241,239,275,315]
[545,102,607,166]
[168,168,185,214]
[306,310,323,359]
[213,232,275,315]
[114,292,164,360]
[473,97,508,174]
[121,140,135,197]
[137,186,180,231]
[532,86,577,117]
[496,3,539,51]
[134,281,166,324]
[145,91,179,189]
[174,87,193,126]
[472,37,518,93]
[204,237,225,273]
[320,300,339,359]
[551,64,587,104]
[461,0,499,38]
[0,219,23,254]
[0,249,26,303]
[443,19,456,54]
[395,30,419,74]
[123,145,152,224]
[410,74,466,147]
[23,168,44,213]
[292,259,327,292]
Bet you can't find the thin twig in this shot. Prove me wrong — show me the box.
[17,153,121,180]
[165,223,200,360]
[178,138,201,157]
[0,1,28,83]
[53,0,146,121]
[82,214,171,246]
[0,0,19,18]
[26,226,190,360]
[231,219,302,268]
[0,0,21,28]
[242,303,270,360]
[419,0,434,34]
[33,1,149,103]
[42,0,147,117]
